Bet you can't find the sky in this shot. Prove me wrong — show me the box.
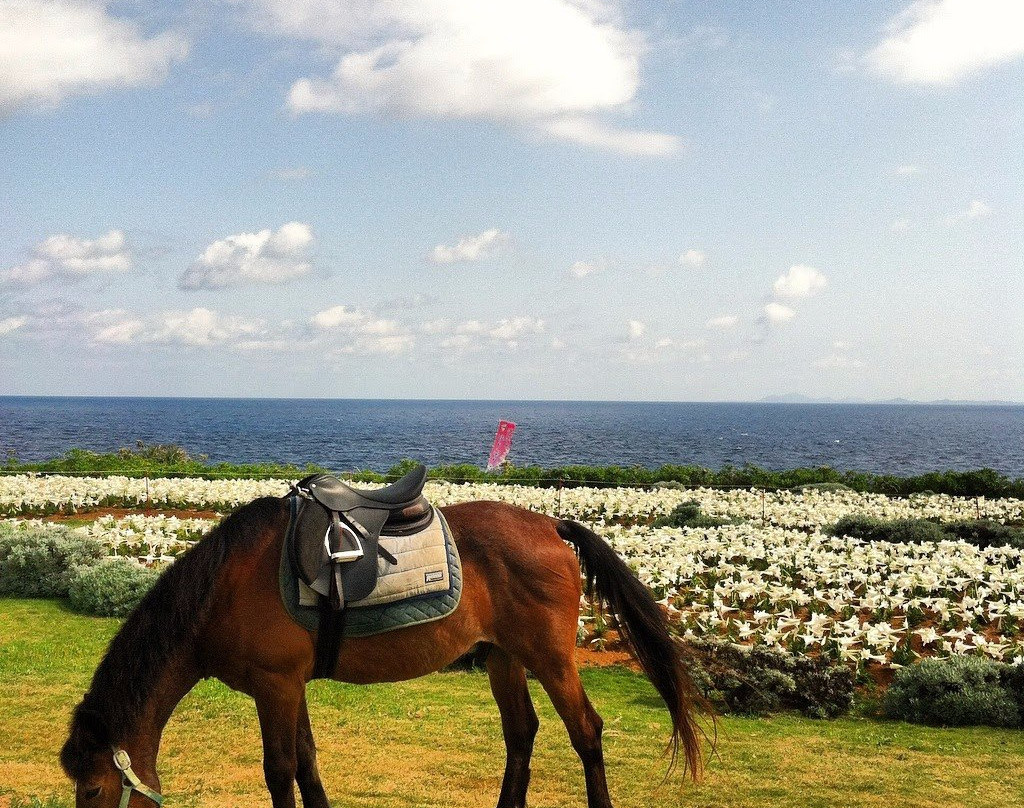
[0,0,1022,401]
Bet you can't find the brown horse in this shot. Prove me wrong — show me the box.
[60,494,706,807]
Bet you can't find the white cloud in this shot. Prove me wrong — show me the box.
[964,199,992,219]
[437,316,545,350]
[763,302,796,325]
[772,265,827,300]
[0,0,187,113]
[179,222,314,289]
[455,320,487,335]
[891,217,912,232]
[82,309,145,345]
[429,228,508,265]
[945,199,992,224]
[0,315,27,335]
[895,164,920,176]
[706,315,738,329]
[93,319,145,345]
[815,353,865,370]
[489,316,544,342]
[966,200,991,218]
[72,307,279,349]
[678,249,706,268]
[153,308,265,346]
[569,260,598,279]
[334,334,414,356]
[1,229,133,285]
[867,0,1024,85]
[626,319,645,340]
[269,166,314,181]
[312,305,369,331]
[420,318,451,334]
[311,304,409,354]
[440,334,474,351]
[249,0,676,155]
[542,117,682,156]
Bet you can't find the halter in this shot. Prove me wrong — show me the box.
[112,749,163,808]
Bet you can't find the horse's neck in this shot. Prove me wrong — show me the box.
[116,652,202,777]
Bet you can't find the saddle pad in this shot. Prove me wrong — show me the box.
[279,508,463,638]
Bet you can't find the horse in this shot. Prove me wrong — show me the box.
[59,491,708,808]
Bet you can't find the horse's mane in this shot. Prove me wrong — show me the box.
[60,495,285,779]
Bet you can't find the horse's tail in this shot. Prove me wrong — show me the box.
[556,519,710,779]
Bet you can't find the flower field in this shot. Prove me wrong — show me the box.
[4,473,1024,669]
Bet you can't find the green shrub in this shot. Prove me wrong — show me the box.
[655,501,702,527]
[788,482,854,492]
[882,656,1021,728]
[687,639,854,718]
[0,526,104,597]
[830,515,1024,550]
[67,559,160,617]
[829,515,947,544]
[943,520,1024,550]
[653,501,735,529]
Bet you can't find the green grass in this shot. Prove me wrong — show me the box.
[3,599,1024,807]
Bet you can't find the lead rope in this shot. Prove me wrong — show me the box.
[112,749,163,807]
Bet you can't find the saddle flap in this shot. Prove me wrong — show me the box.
[288,497,390,604]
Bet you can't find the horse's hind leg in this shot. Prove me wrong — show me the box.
[295,694,331,808]
[486,646,540,808]
[534,660,613,808]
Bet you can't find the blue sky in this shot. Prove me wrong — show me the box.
[1,0,1022,400]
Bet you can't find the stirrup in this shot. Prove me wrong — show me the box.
[326,523,364,562]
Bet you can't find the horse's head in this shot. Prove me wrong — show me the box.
[60,705,163,807]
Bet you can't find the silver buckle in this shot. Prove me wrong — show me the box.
[113,749,132,772]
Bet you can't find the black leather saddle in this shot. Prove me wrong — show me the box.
[287,464,433,611]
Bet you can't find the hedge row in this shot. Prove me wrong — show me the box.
[686,639,855,718]
[5,444,1024,498]
[830,515,1024,549]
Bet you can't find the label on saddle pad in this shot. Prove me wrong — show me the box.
[299,508,452,608]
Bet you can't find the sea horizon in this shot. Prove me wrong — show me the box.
[3,397,1024,477]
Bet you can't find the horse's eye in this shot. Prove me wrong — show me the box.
[82,786,101,800]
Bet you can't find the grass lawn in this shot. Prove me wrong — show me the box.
[2,598,1023,808]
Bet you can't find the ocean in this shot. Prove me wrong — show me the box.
[1,397,1023,478]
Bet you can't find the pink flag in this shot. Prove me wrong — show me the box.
[487,420,516,471]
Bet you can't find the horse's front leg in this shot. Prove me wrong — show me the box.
[253,674,305,808]
[295,693,331,808]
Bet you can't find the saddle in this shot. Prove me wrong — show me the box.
[287,465,433,612]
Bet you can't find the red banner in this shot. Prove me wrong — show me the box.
[486,420,516,471]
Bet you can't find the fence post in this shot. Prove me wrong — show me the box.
[556,478,564,518]
[761,489,766,525]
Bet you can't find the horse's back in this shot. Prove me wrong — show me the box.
[441,499,580,583]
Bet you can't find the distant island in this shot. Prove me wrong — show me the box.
[760,395,1022,406]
